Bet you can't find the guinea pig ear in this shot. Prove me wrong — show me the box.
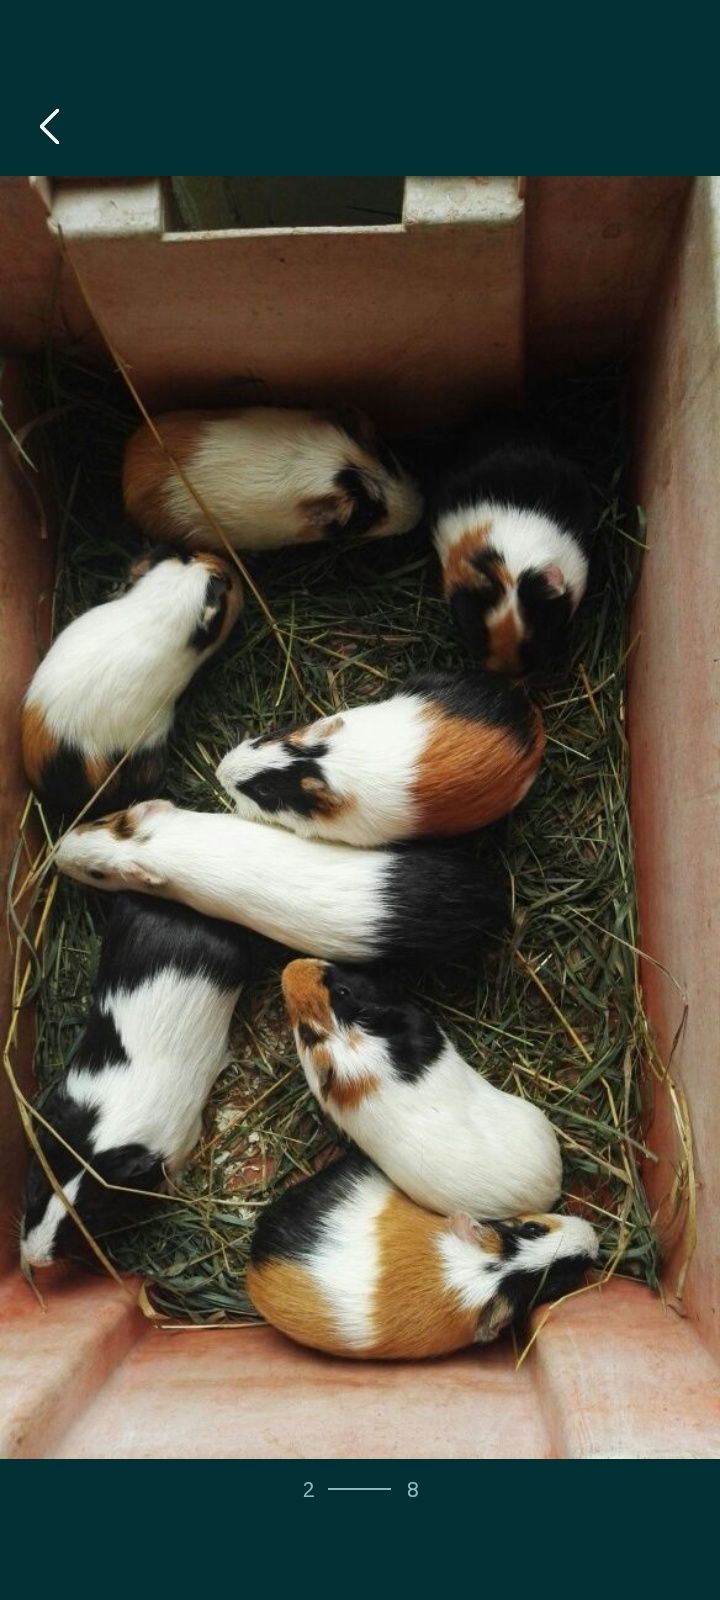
[474,1292,514,1345]
[540,563,567,597]
[94,1143,163,1188]
[449,1212,479,1245]
[132,798,175,822]
[299,775,342,817]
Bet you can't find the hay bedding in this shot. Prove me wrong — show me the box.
[12,357,663,1323]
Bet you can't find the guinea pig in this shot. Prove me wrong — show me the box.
[21,546,243,821]
[55,800,508,964]
[282,960,562,1217]
[246,1151,599,1359]
[216,670,545,846]
[432,438,596,673]
[122,404,423,551]
[20,893,249,1269]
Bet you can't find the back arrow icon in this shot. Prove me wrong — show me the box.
[40,109,60,144]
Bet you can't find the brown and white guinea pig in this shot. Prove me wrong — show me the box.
[122,404,423,550]
[55,800,508,964]
[216,671,545,846]
[246,1151,599,1359]
[20,893,250,1269]
[21,546,242,821]
[282,960,562,1217]
[432,436,596,674]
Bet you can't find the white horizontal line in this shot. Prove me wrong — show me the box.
[327,1486,392,1492]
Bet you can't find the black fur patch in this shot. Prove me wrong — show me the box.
[449,587,492,662]
[75,1004,129,1073]
[189,571,231,651]
[250,1151,373,1268]
[95,893,250,995]
[298,1021,327,1048]
[235,739,330,818]
[323,964,443,1082]
[516,570,573,673]
[432,441,596,555]
[35,740,167,825]
[376,844,509,961]
[23,1101,164,1264]
[404,669,538,755]
[333,467,386,537]
[499,1252,596,1322]
[22,1089,99,1233]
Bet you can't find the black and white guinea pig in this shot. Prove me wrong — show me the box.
[20,893,249,1269]
[217,670,545,846]
[432,436,596,673]
[122,404,423,550]
[55,800,508,964]
[246,1151,599,1359]
[21,546,243,821]
[282,959,562,1217]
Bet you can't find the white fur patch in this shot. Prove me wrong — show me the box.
[305,1165,389,1350]
[437,1214,598,1314]
[24,559,220,761]
[66,971,239,1170]
[57,809,390,962]
[161,409,422,549]
[434,501,589,610]
[21,1173,82,1268]
[302,1031,563,1219]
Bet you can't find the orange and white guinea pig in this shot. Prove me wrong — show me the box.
[21,547,242,821]
[123,404,423,551]
[216,671,544,847]
[246,1152,599,1360]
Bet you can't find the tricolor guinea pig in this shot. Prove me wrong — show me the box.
[282,960,562,1217]
[20,893,249,1269]
[55,801,508,964]
[216,671,544,846]
[122,405,423,551]
[432,439,596,673]
[21,546,243,821]
[246,1152,599,1359]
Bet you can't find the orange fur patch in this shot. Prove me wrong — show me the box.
[369,1191,481,1359]
[485,606,524,674]
[123,413,214,543]
[246,1258,343,1354]
[412,701,545,835]
[299,775,353,820]
[21,701,58,787]
[326,1070,381,1112]
[441,525,493,597]
[83,755,113,796]
[281,959,332,1031]
[287,714,343,749]
[76,808,137,840]
[474,1224,504,1255]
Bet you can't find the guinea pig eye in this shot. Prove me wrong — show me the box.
[253,782,273,802]
[88,869,106,881]
[333,985,350,1000]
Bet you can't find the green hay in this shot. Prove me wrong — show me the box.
[19,356,662,1320]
